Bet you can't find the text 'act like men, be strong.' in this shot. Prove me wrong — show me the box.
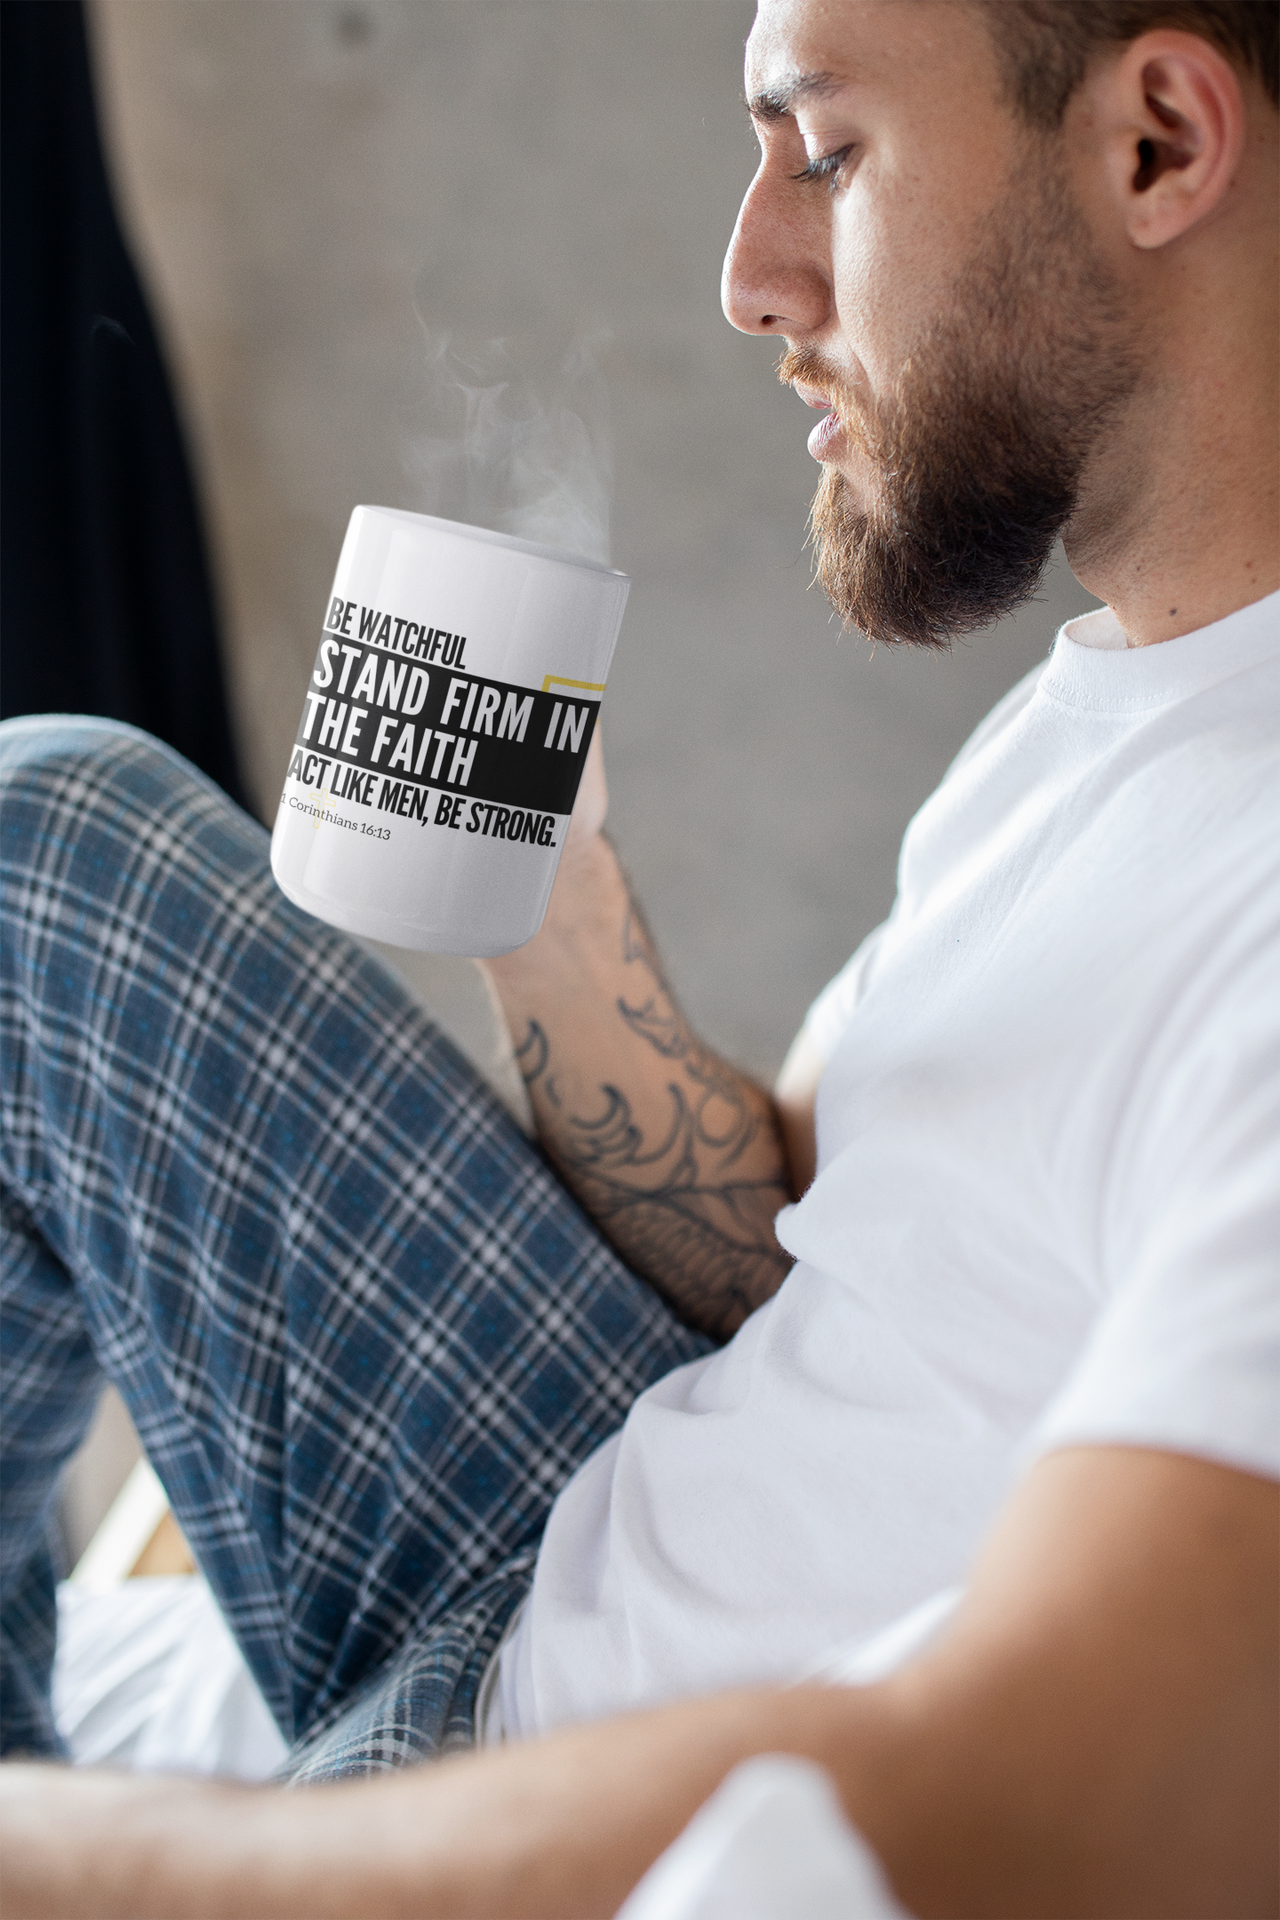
[286,595,602,823]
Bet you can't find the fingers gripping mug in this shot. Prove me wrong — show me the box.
[270,507,629,955]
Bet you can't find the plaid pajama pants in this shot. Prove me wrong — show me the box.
[0,716,710,1777]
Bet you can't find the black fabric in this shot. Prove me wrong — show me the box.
[0,0,248,811]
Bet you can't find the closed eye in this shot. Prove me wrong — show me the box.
[791,144,857,190]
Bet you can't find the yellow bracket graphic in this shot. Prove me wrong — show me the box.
[541,675,606,695]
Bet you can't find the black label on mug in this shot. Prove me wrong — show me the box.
[288,632,601,817]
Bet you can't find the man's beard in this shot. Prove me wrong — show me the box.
[785,152,1139,648]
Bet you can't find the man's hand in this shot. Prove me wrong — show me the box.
[481,727,796,1341]
[4,1445,1274,1919]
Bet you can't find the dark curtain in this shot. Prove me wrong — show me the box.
[1,0,249,811]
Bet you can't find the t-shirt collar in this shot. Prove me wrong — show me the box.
[1040,589,1280,712]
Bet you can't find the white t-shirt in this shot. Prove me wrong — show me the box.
[501,592,1280,1739]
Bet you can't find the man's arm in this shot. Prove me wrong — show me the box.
[482,733,795,1341]
[5,1445,1275,1919]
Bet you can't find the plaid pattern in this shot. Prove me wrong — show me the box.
[0,717,709,1774]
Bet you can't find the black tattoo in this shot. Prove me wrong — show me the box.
[515,1019,549,1083]
[517,900,793,1342]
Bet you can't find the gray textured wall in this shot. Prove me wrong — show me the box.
[91,0,1102,1080]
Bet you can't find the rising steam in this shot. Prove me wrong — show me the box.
[405,331,613,566]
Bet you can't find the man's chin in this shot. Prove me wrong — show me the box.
[809,462,1027,650]
[819,437,879,498]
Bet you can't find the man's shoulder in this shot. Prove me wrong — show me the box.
[941,656,1050,784]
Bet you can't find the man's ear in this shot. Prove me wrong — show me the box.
[1094,30,1246,250]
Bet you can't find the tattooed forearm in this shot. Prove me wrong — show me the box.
[515,897,794,1342]
[616,901,689,1060]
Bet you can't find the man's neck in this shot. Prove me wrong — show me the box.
[1063,115,1279,649]
[1064,310,1278,648]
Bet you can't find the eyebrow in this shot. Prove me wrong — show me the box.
[746,70,847,123]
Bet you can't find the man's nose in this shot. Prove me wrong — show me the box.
[721,166,832,338]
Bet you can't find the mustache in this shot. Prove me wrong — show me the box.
[775,344,873,457]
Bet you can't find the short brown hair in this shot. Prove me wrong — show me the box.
[975,0,1279,126]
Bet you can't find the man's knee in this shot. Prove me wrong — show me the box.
[0,716,247,852]
[0,716,268,937]
[0,715,176,790]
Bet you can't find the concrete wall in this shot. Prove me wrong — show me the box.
[90,0,1102,1081]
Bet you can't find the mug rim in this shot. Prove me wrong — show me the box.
[355,504,627,581]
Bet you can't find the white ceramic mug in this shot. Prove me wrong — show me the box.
[270,506,628,954]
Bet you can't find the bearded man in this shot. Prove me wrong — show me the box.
[1,1,1276,1914]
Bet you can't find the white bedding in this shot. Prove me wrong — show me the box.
[54,1575,286,1780]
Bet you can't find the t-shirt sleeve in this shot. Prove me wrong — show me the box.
[797,666,1050,1075]
[1031,928,1280,1483]
[798,666,1050,1073]
[796,923,890,1069]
